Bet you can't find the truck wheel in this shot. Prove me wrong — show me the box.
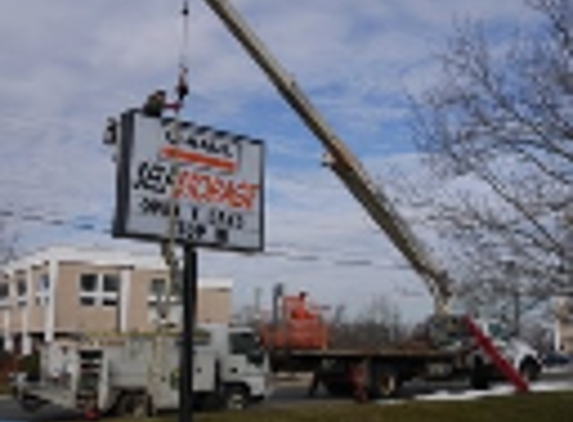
[19,395,44,413]
[371,367,400,399]
[132,394,152,417]
[470,358,490,390]
[116,394,133,416]
[116,393,151,417]
[223,385,249,410]
[519,359,541,382]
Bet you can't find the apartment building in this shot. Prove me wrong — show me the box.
[0,246,232,355]
[553,295,573,353]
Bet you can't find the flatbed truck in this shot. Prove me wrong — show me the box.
[259,291,540,398]
[201,0,542,398]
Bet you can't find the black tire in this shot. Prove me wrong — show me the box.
[519,359,541,382]
[115,393,151,417]
[470,358,491,390]
[223,385,250,410]
[19,395,45,413]
[370,367,400,399]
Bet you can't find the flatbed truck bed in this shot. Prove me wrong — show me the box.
[268,347,464,398]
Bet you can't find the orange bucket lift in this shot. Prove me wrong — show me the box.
[260,291,329,350]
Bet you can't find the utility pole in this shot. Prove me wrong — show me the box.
[180,246,198,422]
[504,260,521,337]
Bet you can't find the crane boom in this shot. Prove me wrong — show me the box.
[203,0,452,314]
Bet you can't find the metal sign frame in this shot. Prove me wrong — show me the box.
[113,110,265,252]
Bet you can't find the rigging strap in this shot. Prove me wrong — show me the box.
[177,0,191,103]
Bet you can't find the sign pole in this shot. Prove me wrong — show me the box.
[180,245,198,422]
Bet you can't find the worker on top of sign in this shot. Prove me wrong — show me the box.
[142,89,184,118]
[142,63,189,118]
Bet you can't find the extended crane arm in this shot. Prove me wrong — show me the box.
[203,0,452,314]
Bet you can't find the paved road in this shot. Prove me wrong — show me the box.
[1,370,571,421]
[0,398,80,422]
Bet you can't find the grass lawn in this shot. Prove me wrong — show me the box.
[0,384,10,395]
[0,378,11,395]
[105,391,573,422]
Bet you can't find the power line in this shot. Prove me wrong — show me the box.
[0,209,109,234]
[0,207,412,270]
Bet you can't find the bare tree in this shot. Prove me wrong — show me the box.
[413,0,573,320]
[329,295,409,349]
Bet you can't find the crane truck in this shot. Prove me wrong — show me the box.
[200,0,541,398]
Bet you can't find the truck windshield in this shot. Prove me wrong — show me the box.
[486,322,508,340]
[229,331,261,355]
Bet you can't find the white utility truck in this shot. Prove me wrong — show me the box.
[12,324,271,416]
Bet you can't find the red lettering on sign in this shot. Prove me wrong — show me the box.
[175,170,260,211]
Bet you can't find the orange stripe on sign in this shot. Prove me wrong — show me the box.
[161,145,237,173]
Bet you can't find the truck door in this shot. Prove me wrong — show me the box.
[220,330,269,398]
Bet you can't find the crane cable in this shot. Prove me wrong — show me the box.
[176,0,191,103]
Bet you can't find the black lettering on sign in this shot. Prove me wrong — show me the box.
[139,197,180,218]
[215,228,228,244]
[188,206,200,221]
[231,213,244,230]
[208,208,244,230]
[163,123,237,160]
[177,220,206,241]
[133,161,172,194]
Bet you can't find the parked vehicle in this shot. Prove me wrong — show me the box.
[260,290,540,398]
[541,352,572,368]
[11,324,271,417]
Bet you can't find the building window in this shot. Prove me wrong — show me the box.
[16,279,27,307]
[148,278,180,304]
[81,274,97,292]
[0,283,9,309]
[79,274,97,307]
[102,274,119,307]
[149,278,167,301]
[35,274,50,307]
[79,273,119,307]
[103,274,119,292]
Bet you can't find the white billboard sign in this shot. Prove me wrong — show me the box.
[113,110,264,252]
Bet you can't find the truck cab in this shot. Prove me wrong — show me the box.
[426,314,541,388]
[196,324,272,408]
[468,319,541,388]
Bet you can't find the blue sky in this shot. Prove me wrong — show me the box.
[0,0,540,323]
